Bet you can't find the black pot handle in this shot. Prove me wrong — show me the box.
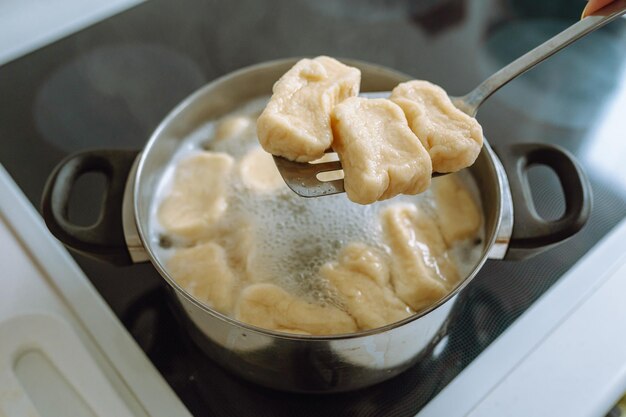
[41,149,140,265]
[494,143,592,260]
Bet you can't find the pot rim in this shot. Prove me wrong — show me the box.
[133,57,506,341]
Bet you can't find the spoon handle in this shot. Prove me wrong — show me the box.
[457,0,626,117]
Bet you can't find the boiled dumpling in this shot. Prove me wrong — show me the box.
[214,116,253,142]
[257,56,361,162]
[158,152,233,241]
[390,80,483,173]
[321,243,413,330]
[213,217,269,284]
[238,147,285,193]
[235,283,358,335]
[168,242,236,314]
[431,175,482,245]
[381,204,459,312]
[331,97,432,204]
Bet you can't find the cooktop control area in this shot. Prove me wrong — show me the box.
[1,0,625,416]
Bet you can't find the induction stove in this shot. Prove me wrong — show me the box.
[1,0,626,416]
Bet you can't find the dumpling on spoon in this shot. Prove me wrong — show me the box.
[331,97,432,204]
[390,80,483,173]
[257,56,361,162]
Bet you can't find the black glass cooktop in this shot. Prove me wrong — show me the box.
[2,0,626,415]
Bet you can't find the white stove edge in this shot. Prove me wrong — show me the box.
[418,215,626,415]
[0,164,192,416]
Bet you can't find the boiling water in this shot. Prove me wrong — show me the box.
[149,97,485,306]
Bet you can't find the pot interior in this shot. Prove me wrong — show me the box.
[134,58,503,334]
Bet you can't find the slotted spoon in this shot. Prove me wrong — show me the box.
[273,0,626,198]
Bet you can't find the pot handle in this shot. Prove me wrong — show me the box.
[41,149,140,265]
[494,143,592,260]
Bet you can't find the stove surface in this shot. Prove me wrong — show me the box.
[1,0,626,415]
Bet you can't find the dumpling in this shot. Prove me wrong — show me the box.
[431,175,482,245]
[238,147,285,193]
[321,243,413,330]
[168,242,236,314]
[213,116,253,142]
[257,56,361,162]
[158,152,233,241]
[213,217,268,284]
[331,97,432,204]
[235,283,358,335]
[390,80,483,173]
[381,204,459,312]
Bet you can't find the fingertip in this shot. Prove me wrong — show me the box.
[581,3,590,19]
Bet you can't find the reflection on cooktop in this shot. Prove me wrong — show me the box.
[480,18,626,129]
[34,43,205,151]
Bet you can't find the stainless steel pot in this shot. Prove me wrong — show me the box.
[41,58,591,392]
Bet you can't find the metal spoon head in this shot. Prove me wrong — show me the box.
[272,155,345,197]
